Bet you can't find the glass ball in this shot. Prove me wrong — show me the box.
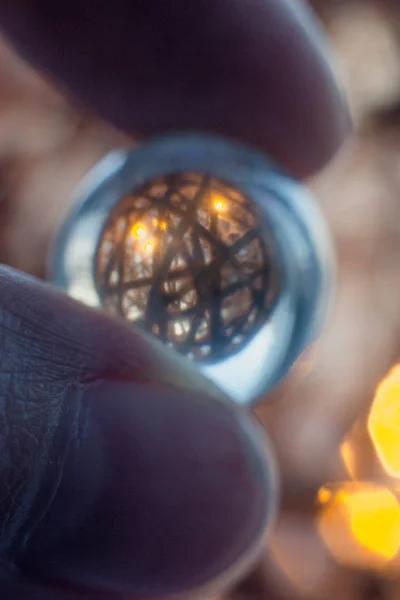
[95,173,280,364]
[50,134,334,406]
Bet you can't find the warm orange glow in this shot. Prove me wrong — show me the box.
[317,487,332,505]
[340,439,356,479]
[318,483,400,568]
[212,192,227,212]
[152,218,167,230]
[144,241,154,252]
[347,487,400,558]
[131,223,146,239]
[368,364,400,478]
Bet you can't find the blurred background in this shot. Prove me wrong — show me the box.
[2,0,400,599]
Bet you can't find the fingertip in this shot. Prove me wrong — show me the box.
[0,0,349,177]
[0,267,276,595]
[18,381,277,596]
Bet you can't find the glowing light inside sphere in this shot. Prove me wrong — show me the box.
[131,223,146,239]
[95,172,280,364]
[212,193,227,212]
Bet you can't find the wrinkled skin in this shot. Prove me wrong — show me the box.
[0,1,347,598]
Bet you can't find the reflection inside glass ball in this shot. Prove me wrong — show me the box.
[95,173,280,363]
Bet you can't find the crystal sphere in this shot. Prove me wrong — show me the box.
[95,173,280,363]
[50,134,334,405]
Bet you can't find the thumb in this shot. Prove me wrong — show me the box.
[0,266,276,597]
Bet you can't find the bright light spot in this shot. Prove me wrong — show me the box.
[368,364,400,478]
[212,193,227,212]
[131,223,146,239]
[340,439,356,479]
[152,218,167,230]
[318,482,400,568]
[347,487,400,558]
[144,241,153,252]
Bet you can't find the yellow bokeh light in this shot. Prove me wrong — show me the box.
[368,364,400,478]
[318,483,400,568]
[347,487,400,559]
[131,223,146,239]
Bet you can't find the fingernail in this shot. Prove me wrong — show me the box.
[18,380,277,597]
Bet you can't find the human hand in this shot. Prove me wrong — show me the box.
[0,1,347,598]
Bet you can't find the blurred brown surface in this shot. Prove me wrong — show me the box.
[251,2,400,599]
[0,35,130,277]
[2,1,400,599]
